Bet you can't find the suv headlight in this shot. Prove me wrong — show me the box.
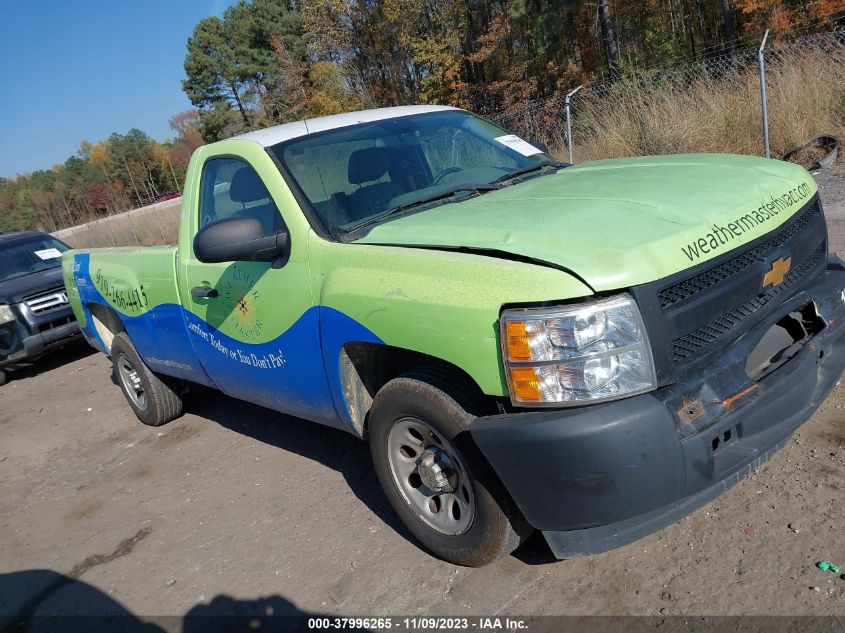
[0,305,15,326]
[500,294,656,406]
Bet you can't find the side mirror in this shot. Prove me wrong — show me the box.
[193,217,290,267]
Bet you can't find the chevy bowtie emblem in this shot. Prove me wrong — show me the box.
[763,256,792,288]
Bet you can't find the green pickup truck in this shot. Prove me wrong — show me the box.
[63,106,845,566]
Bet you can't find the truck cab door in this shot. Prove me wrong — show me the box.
[178,150,339,427]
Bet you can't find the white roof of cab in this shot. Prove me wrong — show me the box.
[233,105,459,148]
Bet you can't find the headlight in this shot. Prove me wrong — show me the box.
[500,294,656,406]
[0,305,15,326]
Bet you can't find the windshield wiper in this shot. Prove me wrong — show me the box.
[343,183,502,235]
[494,160,567,186]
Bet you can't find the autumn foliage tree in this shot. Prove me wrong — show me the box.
[0,126,200,232]
[179,0,845,132]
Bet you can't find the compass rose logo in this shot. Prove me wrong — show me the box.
[223,264,263,339]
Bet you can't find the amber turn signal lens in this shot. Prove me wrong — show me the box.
[509,367,542,402]
[506,321,532,360]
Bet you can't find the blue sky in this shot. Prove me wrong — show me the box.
[0,0,238,178]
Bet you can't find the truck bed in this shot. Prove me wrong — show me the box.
[61,246,207,384]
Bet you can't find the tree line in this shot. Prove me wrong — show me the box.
[183,0,844,136]
[2,0,843,232]
[0,115,203,232]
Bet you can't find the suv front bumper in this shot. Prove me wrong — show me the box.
[0,305,80,369]
[471,259,845,558]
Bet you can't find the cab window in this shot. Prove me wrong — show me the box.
[198,157,285,235]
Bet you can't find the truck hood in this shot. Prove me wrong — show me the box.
[356,154,817,291]
[0,266,65,304]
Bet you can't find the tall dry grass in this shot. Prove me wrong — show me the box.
[564,48,845,162]
[56,201,181,249]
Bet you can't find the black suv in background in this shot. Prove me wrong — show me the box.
[0,231,81,385]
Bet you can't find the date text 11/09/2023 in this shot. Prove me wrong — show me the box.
[306,617,528,630]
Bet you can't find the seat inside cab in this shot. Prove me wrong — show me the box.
[228,166,286,235]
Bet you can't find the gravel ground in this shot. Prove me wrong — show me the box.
[817,162,845,255]
[1,164,844,626]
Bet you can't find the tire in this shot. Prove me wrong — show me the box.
[0,369,6,387]
[368,368,531,566]
[111,332,183,426]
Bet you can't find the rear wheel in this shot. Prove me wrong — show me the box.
[368,369,531,566]
[111,332,183,426]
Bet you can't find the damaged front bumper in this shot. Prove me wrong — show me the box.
[471,257,845,558]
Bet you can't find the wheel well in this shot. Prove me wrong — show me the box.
[87,303,125,354]
[340,343,492,437]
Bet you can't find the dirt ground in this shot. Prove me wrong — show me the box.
[1,164,844,624]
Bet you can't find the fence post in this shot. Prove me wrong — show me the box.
[758,29,771,159]
[125,209,141,246]
[166,156,182,193]
[565,85,583,164]
[104,211,117,247]
[151,204,166,243]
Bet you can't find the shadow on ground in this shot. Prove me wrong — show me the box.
[0,570,336,632]
[186,387,411,539]
[180,387,557,565]
[2,339,95,385]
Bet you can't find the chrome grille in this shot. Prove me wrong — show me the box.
[25,288,70,315]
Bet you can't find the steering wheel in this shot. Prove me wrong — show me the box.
[432,167,463,185]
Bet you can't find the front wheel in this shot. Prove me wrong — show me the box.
[368,369,530,566]
[111,332,183,426]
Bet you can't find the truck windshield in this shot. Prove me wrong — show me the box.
[0,235,69,282]
[268,110,555,237]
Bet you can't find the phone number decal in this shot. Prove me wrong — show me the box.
[94,268,149,313]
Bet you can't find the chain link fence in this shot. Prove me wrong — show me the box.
[54,198,181,249]
[491,27,845,165]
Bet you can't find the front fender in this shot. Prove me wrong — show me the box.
[310,236,593,397]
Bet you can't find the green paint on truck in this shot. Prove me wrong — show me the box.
[61,106,845,566]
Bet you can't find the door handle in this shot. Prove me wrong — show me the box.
[191,286,219,299]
